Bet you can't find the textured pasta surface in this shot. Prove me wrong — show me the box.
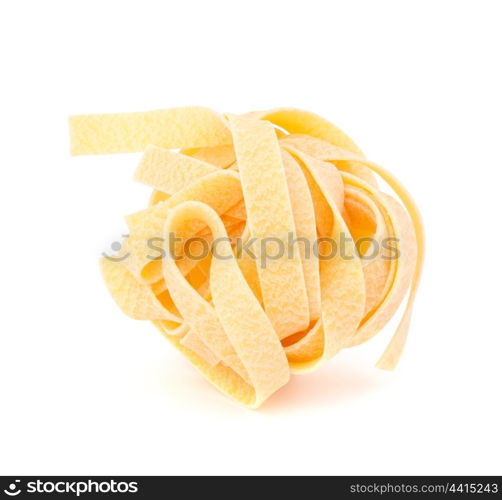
[70,107,423,408]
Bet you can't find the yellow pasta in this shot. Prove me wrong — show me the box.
[70,107,423,408]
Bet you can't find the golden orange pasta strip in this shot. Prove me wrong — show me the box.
[342,174,417,351]
[247,108,363,154]
[344,186,391,316]
[355,166,424,370]
[286,148,366,364]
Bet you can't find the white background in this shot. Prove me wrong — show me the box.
[1,0,501,476]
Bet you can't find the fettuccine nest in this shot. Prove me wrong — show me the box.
[70,107,423,408]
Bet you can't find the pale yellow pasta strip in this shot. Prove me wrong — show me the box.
[281,150,321,321]
[100,258,180,321]
[182,144,236,169]
[149,190,170,206]
[180,330,220,367]
[162,203,250,383]
[69,107,231,155]
[165,201,289,408]
[134,145,218,194]
[280,134,378,187]
[165,335,256,407]
[227,114,309,339]
[152,321,188,339]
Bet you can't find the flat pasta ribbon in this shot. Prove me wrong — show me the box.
[70,107,424,408]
